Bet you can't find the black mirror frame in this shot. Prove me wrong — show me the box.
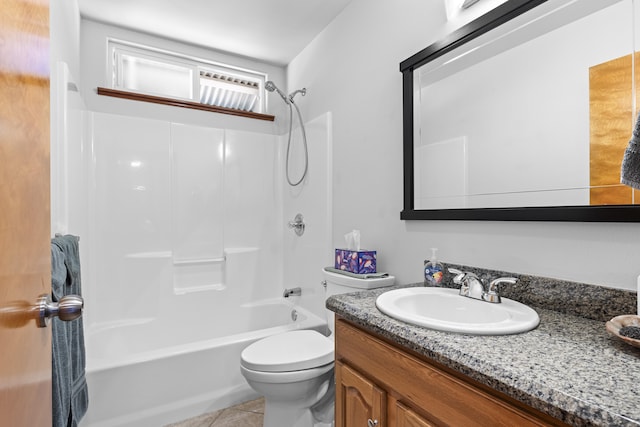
[400,0,640,222]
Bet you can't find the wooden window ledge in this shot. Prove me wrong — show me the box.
[97,87,275,122]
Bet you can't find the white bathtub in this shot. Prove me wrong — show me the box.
[81,298,327,427]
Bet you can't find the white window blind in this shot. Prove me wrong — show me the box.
[199,71,259,112]
[109,40,267,113]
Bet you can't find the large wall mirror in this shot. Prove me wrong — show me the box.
[401,0,640,221]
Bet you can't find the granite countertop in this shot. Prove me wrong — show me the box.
[327,283,640,427]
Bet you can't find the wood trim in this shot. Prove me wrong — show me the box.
[97,87,275,122]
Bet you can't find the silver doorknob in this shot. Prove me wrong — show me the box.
[36,293,83,328]
[368,419,379,427]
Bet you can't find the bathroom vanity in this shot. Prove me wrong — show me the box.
[335,319,566,426]
[328,266,640,427]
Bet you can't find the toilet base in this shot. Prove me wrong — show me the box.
[263,400,334,427]
[240,361,335,427]
[263,400,311,427]
[262,381,335,427]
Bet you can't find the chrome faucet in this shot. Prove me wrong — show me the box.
[450,269,485,300]
[448,268,517,303]
[283,287,302,298]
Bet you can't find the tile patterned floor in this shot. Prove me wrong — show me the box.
[165,398,264,427]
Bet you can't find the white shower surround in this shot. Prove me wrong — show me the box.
[53,105,333,425]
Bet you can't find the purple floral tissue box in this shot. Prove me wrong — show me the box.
[334,249,377,274]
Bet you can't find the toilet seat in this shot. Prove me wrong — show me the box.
[241,330,334,372]
[240,361,334,384]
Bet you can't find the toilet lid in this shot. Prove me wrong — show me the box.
[241,330,334,372]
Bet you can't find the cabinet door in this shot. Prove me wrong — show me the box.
[336,361,386,427]
[395,402,436,427]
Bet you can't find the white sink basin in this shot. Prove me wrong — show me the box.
[375,287,539,335]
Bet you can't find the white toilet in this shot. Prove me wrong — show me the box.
[240,269,394,427]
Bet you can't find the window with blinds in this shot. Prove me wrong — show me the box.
[109,40,266,113]
[199,71,259,111]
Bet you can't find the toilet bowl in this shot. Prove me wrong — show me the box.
[240,269,394,427]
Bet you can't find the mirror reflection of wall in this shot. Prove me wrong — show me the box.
[414,0,639,210]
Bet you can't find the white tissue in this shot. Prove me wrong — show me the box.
[344,229,361,251]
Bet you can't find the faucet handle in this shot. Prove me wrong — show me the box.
[447,268,471,284]
[447,269,484,299]
[484,277,518,303]
[448,268,462,281]
[449,268,467,285]
[488,277,518,291]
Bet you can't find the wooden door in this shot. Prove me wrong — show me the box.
[336,360,386,427]
[0,0,52,426]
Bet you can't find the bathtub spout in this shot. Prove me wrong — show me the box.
[283,287,302,298]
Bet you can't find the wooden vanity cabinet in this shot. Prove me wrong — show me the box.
[336,360,386,427]
[335,318,569,427]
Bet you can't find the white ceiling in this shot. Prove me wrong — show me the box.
[78,0,354,65]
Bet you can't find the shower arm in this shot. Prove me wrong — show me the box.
[288,88,307,103]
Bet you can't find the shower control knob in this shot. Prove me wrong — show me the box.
[35,293,84,328]
[287,213,306,236]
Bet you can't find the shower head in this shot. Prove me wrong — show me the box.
[265,80,289,104]
[264,80,277,92]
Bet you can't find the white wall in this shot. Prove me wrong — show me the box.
[287,0,640,291]
[445,0,508,26]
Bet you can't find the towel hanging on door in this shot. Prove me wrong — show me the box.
[51,234,88,427]
[621,110,640,189]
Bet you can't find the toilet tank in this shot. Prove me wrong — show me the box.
[323,269,395,335]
